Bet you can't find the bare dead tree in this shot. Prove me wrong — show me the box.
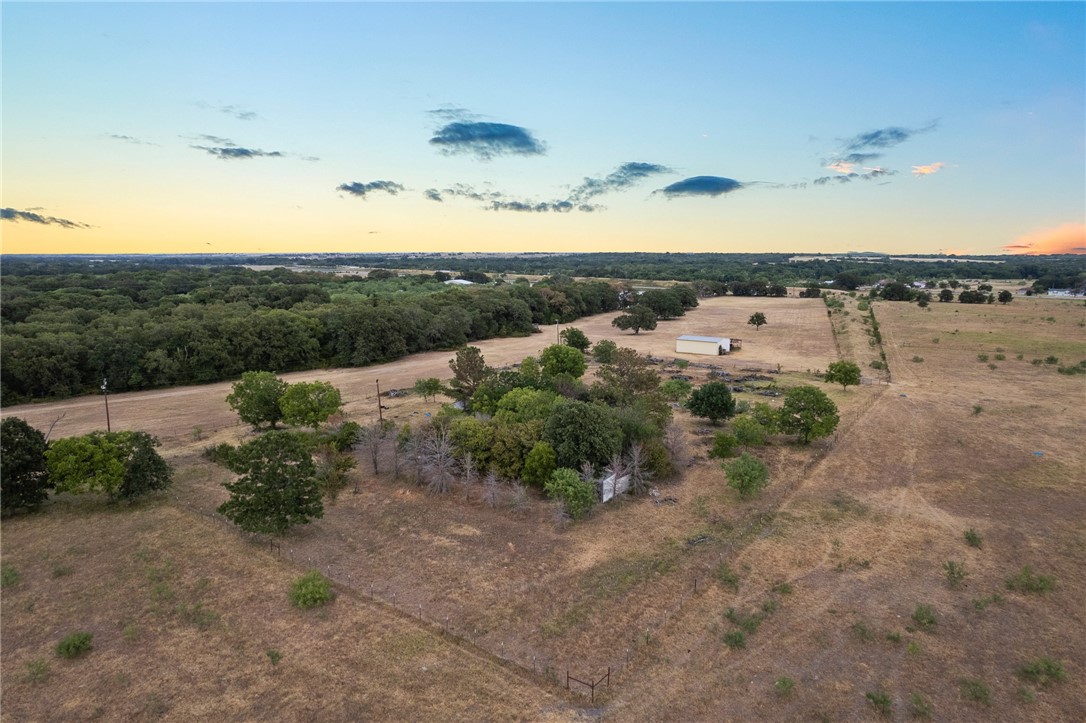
[361,422,386,475]
[662,421,690,477]
[44,412,67,443]
[602,452,627,501]
[578,460,596,484]
[422,425,456,494]
[625,442,652,496]
[483,470,502,508]
[508,482,530,516]
[459,452,478,501]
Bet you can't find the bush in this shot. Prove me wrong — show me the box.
[774,677,795,697]
[732,417,768,446]
[723,453,769,499]
[866,691,892,717]
[1,563,20,589]
[944,560,967,588]
[723,630,746,649]
[960,678,991,706]
[1,417,52,513]
[661,378,693,402]
[1018,657,1066,688]
[912,603,937,631]
[964,528,983,547]
[1006,566,1055,593]
[544,467,596,521]
[714,563,740,591]
[910,693,934,718]
[289,570,335,609]
[708,432,739,459]
[55,632,93,659]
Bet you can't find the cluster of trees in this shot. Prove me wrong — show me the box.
[611,286,699,335]
[875,282,1016,306]
[0,265,626,404]
[226,371,343,430]
[426,342,688,519]
[1,417,171,515]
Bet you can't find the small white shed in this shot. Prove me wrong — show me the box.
[676,335,735,355]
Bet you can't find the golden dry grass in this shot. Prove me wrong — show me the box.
[3,292,1084,720]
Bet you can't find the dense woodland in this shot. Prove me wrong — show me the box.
[0,265,621,405]
[2,253,1083,406]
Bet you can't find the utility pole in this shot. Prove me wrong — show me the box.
[556,322,560,344]
[100,378,111,432]
[375,379,383,424]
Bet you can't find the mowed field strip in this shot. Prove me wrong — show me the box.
[3,293,1084,720]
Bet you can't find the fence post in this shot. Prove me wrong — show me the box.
[566,670,570,690]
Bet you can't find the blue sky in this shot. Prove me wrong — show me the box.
[2,2,1083,255]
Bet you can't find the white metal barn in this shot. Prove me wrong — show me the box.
[676,335,736,355]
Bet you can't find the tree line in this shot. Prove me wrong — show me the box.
[0,265,625,404]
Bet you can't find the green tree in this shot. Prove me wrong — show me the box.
[687,382,737,425]
[540,344,587,379]
[732,417,769,446]
[824,360,862,391]
[612,305,658,334]
[747,312,768,332]
[997,290,1014,304]
[218,431,323,535]
[544,467,596,520]
[542,400,622,470]
[639,289,685,320]
[413,377,444,402]
[1,417,52,512]
[522,441,557,488]
[448,346,492,404]
[661,378,693,403]
[226,371,288,430]
[778,386,839,444]
[560,327,591,351]
[938,288,954,302]
[46,431,171,501]
[279,381,342,429]
[724,453,769,498]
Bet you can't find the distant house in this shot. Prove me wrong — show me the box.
[1046,288,1079,297]
[443,279,474,286]
[675,335,741,355]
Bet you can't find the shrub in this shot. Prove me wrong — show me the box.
[708,432,739,459]
[870,360,886,369]
[544,467,596,520]
[771,581,793,595]
[960,678,991,706]
[910,693,934,718]
[866,691,892,717]
[964,528,982,547]
[1044,356,1058,365]
[994,353,1005,361]
[732,417,769,446]
[266,649,282,666]
[911,356,924,363]
[723,453,769,499]
[1018,657,1066,687]
[1006,566,1055,593]
[55,632,93,659]
[1,563,20,589]
[723,630,746,649]
[912,603,937,631]
[972,594,1004,610]
[774,677,795,697]
[661,378,693,402]
[289,570,335,609]
[714,563,740,591]
[977,353,988,362]
[944,561,967,588]
[24,658,50,683]
[971,405,983,416]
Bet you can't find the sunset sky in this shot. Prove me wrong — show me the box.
[2,2,1084,256]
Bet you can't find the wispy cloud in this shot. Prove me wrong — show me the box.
[655,176,744,198]
[197,102,259,121]
[911,162,945,177]
[337,180,405,198]
[843,123,936,153]
[1003,223,1086,255]
[430,121,546,160]
[188,135,284,160]
[2,207,92,229]
[812,167,897,185]
[567,162,672,203]
[424,183,601,213]
[107,133,158,146]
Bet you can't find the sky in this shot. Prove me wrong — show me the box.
[2,2,1084,256]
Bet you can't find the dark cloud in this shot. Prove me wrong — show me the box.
[839,152,882,164]
[424,188,443,202]
[840,121,938,153]
[337,180,405,198]
[2,208,92,229]
[656,176,744,198]
[430,121,546,160]
[488,199,579,213]
[568,161,672,203]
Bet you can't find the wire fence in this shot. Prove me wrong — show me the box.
[167,382,891,704]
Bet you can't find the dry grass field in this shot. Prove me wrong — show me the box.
[3,292,1084,721]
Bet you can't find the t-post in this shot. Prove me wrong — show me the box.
[375,379,383,424]
[100,378,111,432]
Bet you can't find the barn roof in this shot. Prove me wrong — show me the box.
[677,335,727,343]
